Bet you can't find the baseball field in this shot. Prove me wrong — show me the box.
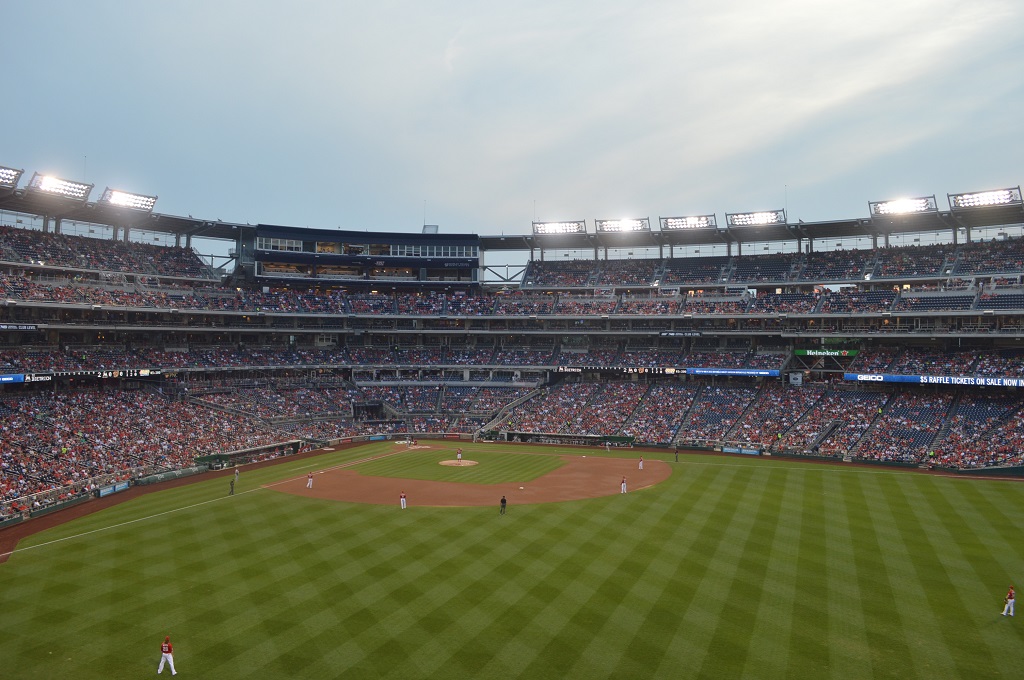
[2,441,1023,679]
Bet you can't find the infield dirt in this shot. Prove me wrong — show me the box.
[271,453,670,506]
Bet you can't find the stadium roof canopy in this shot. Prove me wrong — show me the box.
[0,164,1020,255]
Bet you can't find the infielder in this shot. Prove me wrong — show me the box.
[620,476,627,494]
[638,456,644,470]
[400,492,407,509]
[306,472,313,489]
[157,635,177,675]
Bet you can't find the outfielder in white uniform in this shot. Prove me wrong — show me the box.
[157,636,177,675]
[1003,586,1015,616]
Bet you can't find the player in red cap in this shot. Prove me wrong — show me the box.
[1002,585,1015,616]
[158,635,177,675]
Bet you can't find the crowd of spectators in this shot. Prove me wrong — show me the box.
[16,342,1024,385]
[730,384,825,447]
[799,250,873,281]
[503,383,599,433]
[889,350,977,376]
[682,298,749,315]
[0,225,214,279]
[893,293,977,312]
[954,238,1024,275]
[848,348,1024,378]
[524,260,596,287]
[621,385,696,444]
[594,259,659,286]
[748,292,819,314]
[619,350,683,367]
[11,375,1024,516]
[777,390,890,456]
[492,293,556,315]
[819,289,897,314]
[731,255,793,283]
[567,382,648,436]
[852,392,952,462]
[931,394,1024,468]
[973,352,1024,377]
[557,349,620,366]
[681,385,758,442]
[874,244,952,279]
[9,265,1024,325]
[553,296,619,315]
[0,389,292,511]
[661,256,729,284]
[617,297,681,315]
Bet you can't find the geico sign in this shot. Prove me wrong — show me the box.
[856,374,885,382]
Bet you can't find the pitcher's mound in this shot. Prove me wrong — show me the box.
[440,460,478,467]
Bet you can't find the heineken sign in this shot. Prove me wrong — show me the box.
[794,349,859,357]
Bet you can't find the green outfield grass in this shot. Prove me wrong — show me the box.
[2,443,1024,679]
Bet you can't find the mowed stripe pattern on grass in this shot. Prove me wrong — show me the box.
[1,448,1024,679]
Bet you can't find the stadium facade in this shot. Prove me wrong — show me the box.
[2,167,1024,520]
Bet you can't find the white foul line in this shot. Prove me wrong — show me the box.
[2,446,414,560]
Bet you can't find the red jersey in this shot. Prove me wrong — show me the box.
[1008,587,1015,601]
[161,642,173,654]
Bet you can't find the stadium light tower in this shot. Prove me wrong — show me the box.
[532,220,587,235]
[725,209,786,227]
[595,218,650,233]
[867,195,937,216]
[27,172,93,201]
[0,165,23,189]
[99,187,158,212]
[948,187,1022,210]
[660,215,717,230]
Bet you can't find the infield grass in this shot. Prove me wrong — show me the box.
[2,442,1023,679]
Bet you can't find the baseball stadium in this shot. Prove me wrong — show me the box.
[2,170,1024,678]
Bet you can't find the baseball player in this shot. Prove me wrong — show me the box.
[1003,585,1015,616]
[400,492,407,510]
[500,495,507,515]
[229,479,234,495]
[638,456,644,470]
[620,476,627,494]
[157,635,177,675]
[457,448,463,463]
[306,472,313,489]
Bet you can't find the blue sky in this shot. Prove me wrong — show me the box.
[2,0,1022,245]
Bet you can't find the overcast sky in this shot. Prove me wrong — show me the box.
[3,1,1022,245]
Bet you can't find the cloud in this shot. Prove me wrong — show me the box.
[2,0,1022,235]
